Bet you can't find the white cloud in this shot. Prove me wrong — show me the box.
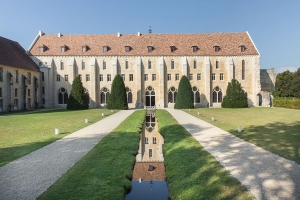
[276,66,298,73]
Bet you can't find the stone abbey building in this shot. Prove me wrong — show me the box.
[27,31,261,109]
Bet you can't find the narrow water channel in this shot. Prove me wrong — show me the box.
[125,111,170,200]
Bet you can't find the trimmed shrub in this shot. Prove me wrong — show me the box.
[106,74,128,110]
[67,76,89,110]
[174,75,194,109]
[273,98,300,109]
[221,79,248,108]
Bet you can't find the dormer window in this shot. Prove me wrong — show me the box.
[170,46,176,52]
[39,45,45,53]
[60,45,67,52]
[192,46,198,52]
[148,46,153,53]
[103,46,108,53]
[240,45,246,52]
[82,45,87,53]
[214,46,220,52]
[125,46,131,52]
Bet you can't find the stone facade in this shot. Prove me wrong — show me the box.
[29,31,262,108]
[259,68,276,106]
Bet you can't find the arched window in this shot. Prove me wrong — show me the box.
[126,87,133,103]
[192,86,200,103]
[145,86,155,107]
[100,87,110,104]
[168,87,177,103]
[84,88,90,104]
[58,88,68,104]
[242,60,245,80]
[212,86,222,103]
[148,60,151,69]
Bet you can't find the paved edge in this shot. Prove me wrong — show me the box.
[165,108,300,200]
[0,109,135,200]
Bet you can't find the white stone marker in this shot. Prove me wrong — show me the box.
[189,109,190,111]
[238,126,242,133]
[85,119,88,123]
[111,110,113,113]
[212,117,214,121]
[102,113,104,117]
[197,112,200,115]
[139,178,142,183]
[55,128,59,135]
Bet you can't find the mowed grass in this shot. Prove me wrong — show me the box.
[0,109,116,167]
[156,110,254,200]
[38,110,145,200]
[184,107,300,164]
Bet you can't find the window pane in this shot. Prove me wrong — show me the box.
[168,91,173,103]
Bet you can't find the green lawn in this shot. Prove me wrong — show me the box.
[184,107,300,164]
[38,110,145,200]
[157,110,253,200]
[0,109,116,167]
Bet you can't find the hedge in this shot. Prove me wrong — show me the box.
[273,98,300,109]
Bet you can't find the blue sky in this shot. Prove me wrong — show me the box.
[1,0,299,73]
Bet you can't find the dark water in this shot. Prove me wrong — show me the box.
[125,180,169,200]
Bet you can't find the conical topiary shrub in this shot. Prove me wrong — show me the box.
[106,74,128,110]
[221,79,248,108]
[174,75,194,109]
[67,76,89,110]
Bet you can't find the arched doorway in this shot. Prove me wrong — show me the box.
[145,86,155,107]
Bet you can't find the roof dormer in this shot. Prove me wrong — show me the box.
[103,46,108,53]
[60,45,67,52]
[39,45,46,53]
[82,45,88,53]
[192,46,198,52]
[125,46,131,52]
[214,45,220,52]
[170,45,176,52]
[240,45,246,52]
[147,46,153,53]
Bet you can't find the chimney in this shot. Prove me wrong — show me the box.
[38,30,45,37]
[117,32,121,37]
[138,32,141,36]
[58,33,62,37]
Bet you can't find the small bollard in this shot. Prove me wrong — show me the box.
[85,119,88,123]
[102,113,104,117]
[111,110,113,113]
[189,109,190,112]
[139,178,142,183]
[212,117,214,121]
[197,112,200,115]
[55,128,59,135]
[238,126,242,133]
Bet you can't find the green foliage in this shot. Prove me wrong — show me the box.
[156,110,253,200]
[106,74,128,110]
[291,68,300,98]
[38,110,145,200]
[67,76,89,110]
[274,70,294,97]
[222,79,248,108]
[174,75,194,109]
[273,97,300,109]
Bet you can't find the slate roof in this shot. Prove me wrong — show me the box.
[29,32,259,56]
[0,36,40,71]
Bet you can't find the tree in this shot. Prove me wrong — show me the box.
[174,75,194,109]
[67,76,89,110]
[291,68,300,98]
[274,70,294,97]
[106,74,128,110]
[221,79,248,108]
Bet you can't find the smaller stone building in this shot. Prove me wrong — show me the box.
[0,36,40,112]
[259,68,276,106]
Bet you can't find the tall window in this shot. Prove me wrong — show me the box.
[212,87,222,103]
[129,74,133,81]
[144,74,148,81]
[212,73,215,81]
[57,75,60,82]
[42,72,44,82]
[194,60,197,69]
[0,87,2,97]
[189,74,193,81]
[242,60,245,80]
[171,60,174,69]
[145,137,149,144]
[86,74,90,82]
[175,74,179,81]
[42,87,45,95]
[152,74,156,81]
[149,149,152,158]
[100,87,110,104]
[107,74,111,81]
[100,74,103,81]
[193,86,200,103]
[126,87,133,103]
[0,99,3,111]
[148,60,151,69]
[28,89,30,97]
[216,60,219,69]
[168,87,177,103]
[167,74,171,81]
[103,61,106,70]
[65,75,68,81]
[125,60,129,69]
[220,73,224,80]
[153,137,157,144]
[27,72,31,84]
[0,67,3,82]
[15,88,18,97]
[60,62,64,70]
[197,73,201,81]
[58,88,68,104]
[15,70,18,83]
[82,61,85,70]
[121,74,125,81]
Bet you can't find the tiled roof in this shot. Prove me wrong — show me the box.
[29,32,259,56]
[0,36,40,71]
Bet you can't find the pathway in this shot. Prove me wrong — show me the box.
[0,110,135,200]
[166,108,300,200]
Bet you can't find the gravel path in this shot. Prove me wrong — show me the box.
[0,110,135,200]
[166,108,300,200]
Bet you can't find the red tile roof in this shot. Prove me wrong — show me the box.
[29,32,259,56]
[0,36,40,71]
